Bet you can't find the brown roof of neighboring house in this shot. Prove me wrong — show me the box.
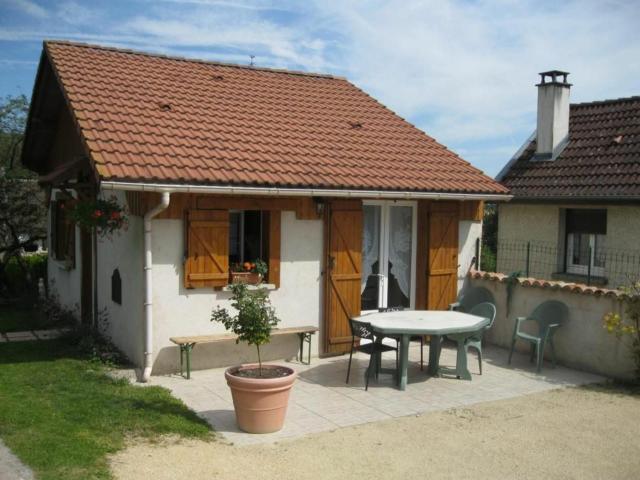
[498,96,640,200]
[33,41,507,195]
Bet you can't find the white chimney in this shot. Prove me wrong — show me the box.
[535,70,571,160]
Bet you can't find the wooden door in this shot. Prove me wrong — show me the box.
[427,202,459,310]
[324,200,362,354]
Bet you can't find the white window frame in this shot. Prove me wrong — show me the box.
[566,232,605,277]
[361,200,417,313]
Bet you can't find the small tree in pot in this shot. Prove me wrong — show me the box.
[211,283,296,433]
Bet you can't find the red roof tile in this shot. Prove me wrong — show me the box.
[43,41,507,194]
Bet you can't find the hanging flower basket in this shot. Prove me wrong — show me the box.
[69,196,128,238]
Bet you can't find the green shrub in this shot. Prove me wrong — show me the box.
[4,253,47,296]
[480,247,496,272]
[603,281,640,381]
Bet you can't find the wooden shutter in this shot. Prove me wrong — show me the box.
[264,211,281,288]
[459,201,484,221]
[184,210,229,288]
[414,200,430,310]
[325,200,362,354]
[427,202,459,310]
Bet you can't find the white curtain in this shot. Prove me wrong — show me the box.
[361,205,380,294]
[388,206,412,300]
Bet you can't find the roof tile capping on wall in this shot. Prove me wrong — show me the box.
[469,270,628,299]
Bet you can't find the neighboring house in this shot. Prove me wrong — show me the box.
[496,71,640,287]
[23,41,508,378]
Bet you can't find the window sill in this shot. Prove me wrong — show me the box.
[551,272,608,286]
[221,283,277,292]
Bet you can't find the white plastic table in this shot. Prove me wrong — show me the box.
[353,310,489,390]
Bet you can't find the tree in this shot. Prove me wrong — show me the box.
[0,95,47,298]
[481,203,498,272]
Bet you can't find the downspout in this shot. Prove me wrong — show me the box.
[141,192,170,382]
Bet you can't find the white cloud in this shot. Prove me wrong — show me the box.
[2,0,639,175]
[55,1,103,26]
[6,0,47,18]
[302,0,640,174]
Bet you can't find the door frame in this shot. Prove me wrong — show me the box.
[361,200,418,314]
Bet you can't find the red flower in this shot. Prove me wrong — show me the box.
[93,210,103,218]
[110,211,120,220]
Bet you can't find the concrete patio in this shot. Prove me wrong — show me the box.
[146,342,604,446]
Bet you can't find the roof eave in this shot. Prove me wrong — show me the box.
[507,195,640,204]
[100,180,512,202]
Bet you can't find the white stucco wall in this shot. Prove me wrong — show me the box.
[151,211,323,374]
[91,200,485,375]
[458,220,482,292]
[470,276,635,380]
[96,190,145,367]
[47,191,82,313]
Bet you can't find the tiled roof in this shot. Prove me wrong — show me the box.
[499,96,640,200]
[42,41,507,195]
[469,270,627,298]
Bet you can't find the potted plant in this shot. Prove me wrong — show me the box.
[229,259,268,285]
[211,283,296,433]
[69,195,128,238]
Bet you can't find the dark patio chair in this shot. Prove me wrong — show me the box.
[464,302,497,375]
[449,286,494,313]
[378,306,425,370]
[508,300,568,373]
[346,318,398,390]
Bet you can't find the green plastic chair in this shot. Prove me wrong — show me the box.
[449,287,494,313]
[464,302,497,375]
[508,300,569,373]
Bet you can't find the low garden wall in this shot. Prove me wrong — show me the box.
[469,271,636,380]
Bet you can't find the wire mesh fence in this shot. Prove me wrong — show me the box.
[492,239,640,289]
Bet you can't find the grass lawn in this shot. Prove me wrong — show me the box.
[0,339,213,480]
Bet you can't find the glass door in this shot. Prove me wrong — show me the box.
[361,201,416,312]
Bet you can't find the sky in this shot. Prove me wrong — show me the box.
[1,0,639,177]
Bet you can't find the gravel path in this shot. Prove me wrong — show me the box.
[110,384,640,480]
[0,439,33,480]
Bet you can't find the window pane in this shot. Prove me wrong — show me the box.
[387,206,412,309]
[361,205,381,310]
[243,211,262,262]
[571,233,590,266]
[229,212,241,264]
[594,234,606,268]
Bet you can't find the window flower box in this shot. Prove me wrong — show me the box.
[229,271,263,285]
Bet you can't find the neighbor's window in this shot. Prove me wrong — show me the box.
[229,210,266,266]
[51,198,76,267]
[565,209,606,277]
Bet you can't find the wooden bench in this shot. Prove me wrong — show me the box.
[169,326,319,379]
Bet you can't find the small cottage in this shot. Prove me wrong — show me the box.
[23,41,509,378]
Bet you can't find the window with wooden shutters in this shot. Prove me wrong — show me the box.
[228,209,280,287]
[184,210,230,288]
[184,208,282,289]
[51,198,76,267]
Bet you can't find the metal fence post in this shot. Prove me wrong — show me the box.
[526,241,531,277]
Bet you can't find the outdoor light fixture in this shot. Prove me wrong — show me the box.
[314,198,325,216]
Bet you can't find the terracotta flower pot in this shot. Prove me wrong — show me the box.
[225,364,296,434]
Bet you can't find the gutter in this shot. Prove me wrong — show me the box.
[101,181,512,202]
[141,192,171,382]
